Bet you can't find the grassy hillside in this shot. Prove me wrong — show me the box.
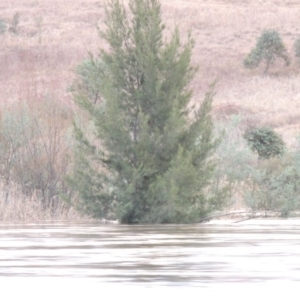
[1,0,300,144]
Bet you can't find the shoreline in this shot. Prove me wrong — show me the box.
[1,216,300,225]
[207,218,300,225]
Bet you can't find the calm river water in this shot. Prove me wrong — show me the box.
[1,220,300,299]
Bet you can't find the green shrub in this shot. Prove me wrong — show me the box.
[0,18,6,35]
[244,29,290,73]
[243,126,285,160]
[244,157,300,216]
[215,119,300,218]
[294,37,300,58]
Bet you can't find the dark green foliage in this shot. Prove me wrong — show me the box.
[243,127,285,160]
[244,29,290,73]
[0,19,6,35]
[294,37,300,58]
[69,0,222,224]
[215,118,300,217]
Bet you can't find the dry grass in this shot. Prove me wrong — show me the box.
[1,0,300,220]
[1,0,300,145]
[0,181,84,221]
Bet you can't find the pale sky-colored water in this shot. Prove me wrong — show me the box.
[1,220,300,299]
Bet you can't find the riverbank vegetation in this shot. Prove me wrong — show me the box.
[1,0,300,222]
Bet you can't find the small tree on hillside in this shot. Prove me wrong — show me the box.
[243,126,285,160]
[68,0,224,224]
[8,12,20,35]
[244,29,290,73]
[294,37,300,60]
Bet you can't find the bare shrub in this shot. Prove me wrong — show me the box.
[0,181,81,221]
[0,96,75,217]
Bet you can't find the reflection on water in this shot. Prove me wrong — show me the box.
[1,220,300,298]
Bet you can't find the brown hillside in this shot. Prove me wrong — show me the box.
[1,0,300,145]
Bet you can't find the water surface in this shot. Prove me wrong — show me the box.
[1,220,300,299]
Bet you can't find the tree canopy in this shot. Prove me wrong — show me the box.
[243,126,285,160]
[244,29,290,73]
